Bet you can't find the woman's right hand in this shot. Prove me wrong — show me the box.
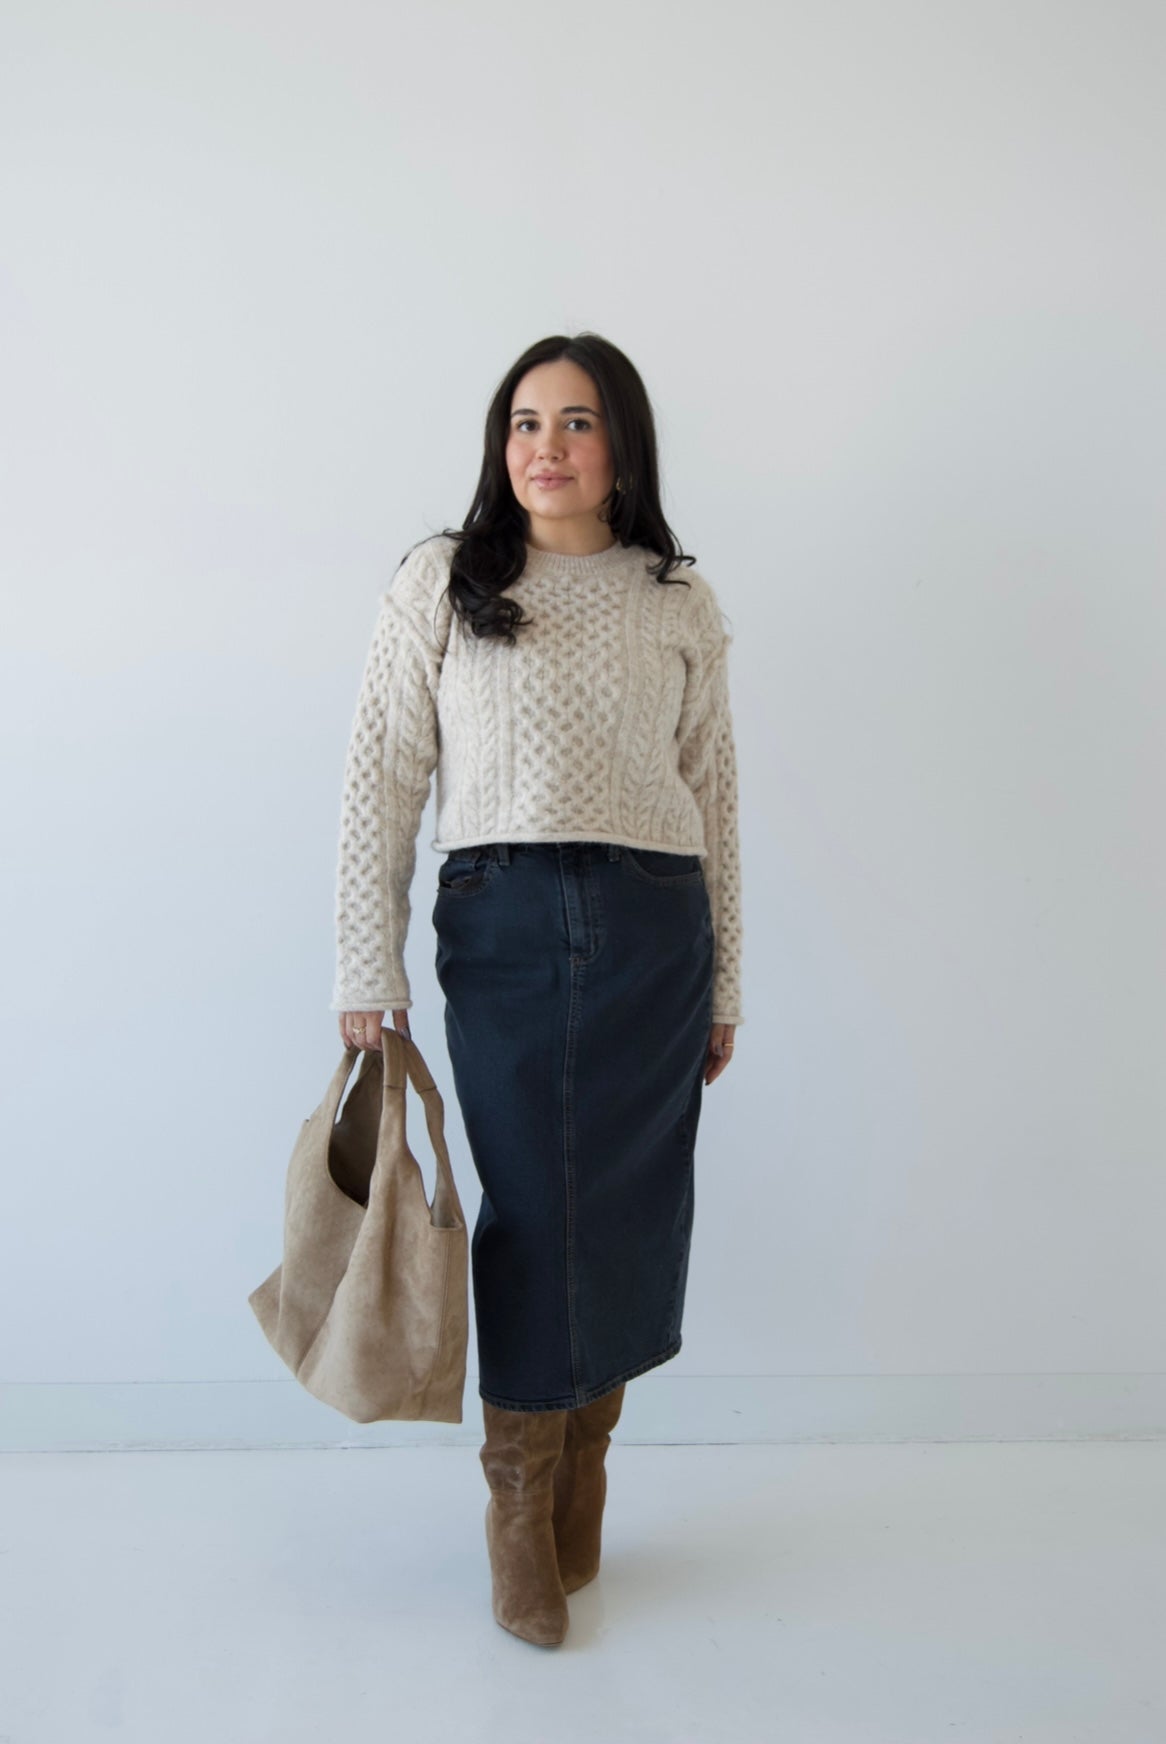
[339,1009,412,1052]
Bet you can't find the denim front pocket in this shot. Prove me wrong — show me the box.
[436,846,500,898]
[621,846,705,887]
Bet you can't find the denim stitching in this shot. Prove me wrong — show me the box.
[558,850,584,1400]
[479,1335,684,1412]
[563,956,583,1401]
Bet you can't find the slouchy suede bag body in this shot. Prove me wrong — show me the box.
[249,1028,468,1423]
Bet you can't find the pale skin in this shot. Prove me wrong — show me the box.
[338,356,736,1085]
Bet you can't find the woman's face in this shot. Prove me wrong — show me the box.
[506,358,616,548]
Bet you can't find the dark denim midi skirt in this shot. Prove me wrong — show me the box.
[432,839,715,1412]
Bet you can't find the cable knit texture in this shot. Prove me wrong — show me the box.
[331,533,744,1025]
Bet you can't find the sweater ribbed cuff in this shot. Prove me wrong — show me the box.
[329,993,413,1013]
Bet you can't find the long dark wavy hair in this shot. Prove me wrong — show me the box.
[402,332,696,645]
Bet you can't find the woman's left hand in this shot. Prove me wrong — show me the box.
[704,1023,736,1085]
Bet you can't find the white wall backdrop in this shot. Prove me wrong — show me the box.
[1,0,1162,1449]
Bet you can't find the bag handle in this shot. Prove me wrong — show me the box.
[377,1027,462,1229]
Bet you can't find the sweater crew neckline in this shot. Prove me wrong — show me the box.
[522,539,638,579]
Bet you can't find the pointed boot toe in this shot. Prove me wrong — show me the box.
[484,1495,569,1644]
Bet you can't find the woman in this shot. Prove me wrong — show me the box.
[330,332,743,1646]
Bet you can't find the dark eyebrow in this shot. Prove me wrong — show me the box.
[509,405,603,419]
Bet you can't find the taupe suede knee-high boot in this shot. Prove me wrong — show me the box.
[551,1382,626,1594]
[479,1400,570,1646]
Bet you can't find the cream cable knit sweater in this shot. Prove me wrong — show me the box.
[330,533,744,1026]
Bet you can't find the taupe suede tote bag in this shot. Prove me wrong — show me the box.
[249,1027,468,1423]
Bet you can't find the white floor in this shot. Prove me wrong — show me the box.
[1,1441,1163,1743]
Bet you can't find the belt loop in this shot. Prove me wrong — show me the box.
[495,842,510,866]
[607,842,621,860]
